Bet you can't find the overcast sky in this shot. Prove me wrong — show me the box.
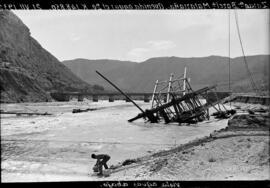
[13,10,269,62]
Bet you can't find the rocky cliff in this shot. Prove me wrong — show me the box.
[0,11,103,103]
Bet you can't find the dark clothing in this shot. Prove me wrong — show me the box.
[94,154,110,175]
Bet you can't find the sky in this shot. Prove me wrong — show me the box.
[13,10,269,62]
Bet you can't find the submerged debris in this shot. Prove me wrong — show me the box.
[212,109,236,119]
[72,108,97,113]
[0,111,51,116]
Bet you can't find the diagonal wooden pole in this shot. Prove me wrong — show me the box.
[96,70,145,114]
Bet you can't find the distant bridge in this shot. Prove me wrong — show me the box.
[51,92,160,102]
[50,91,230,103]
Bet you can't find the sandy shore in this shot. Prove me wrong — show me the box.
[105,131,269,180]
[103,102,269,180]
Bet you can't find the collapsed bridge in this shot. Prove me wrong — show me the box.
[96,70,234,125]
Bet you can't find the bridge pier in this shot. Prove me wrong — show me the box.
[78,95,84,102]
[144,94,150,102]
[109,95,114,102]
[64,95,70,102]
[92,95,98,102]
[125,97,131,102]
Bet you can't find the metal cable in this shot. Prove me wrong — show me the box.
[234,10,258,93]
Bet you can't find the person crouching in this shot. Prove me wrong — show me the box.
[92,153,111,176]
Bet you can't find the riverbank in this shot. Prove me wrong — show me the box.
[103,102,269,180]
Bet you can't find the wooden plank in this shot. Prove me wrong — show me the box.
[160,109,170,124]
[96,70,145,113]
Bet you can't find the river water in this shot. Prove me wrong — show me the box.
[1,100,229,181]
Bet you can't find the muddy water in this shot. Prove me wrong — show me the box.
[1,100,229,181]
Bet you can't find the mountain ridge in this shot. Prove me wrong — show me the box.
[63,54,269,93]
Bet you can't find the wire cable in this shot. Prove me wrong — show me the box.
[234,10,258,93]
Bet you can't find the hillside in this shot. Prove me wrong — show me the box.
[63,55,269,93]
[0,11,104,103]
[63,59,137,92]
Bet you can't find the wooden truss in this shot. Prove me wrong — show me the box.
[96,70,234,125]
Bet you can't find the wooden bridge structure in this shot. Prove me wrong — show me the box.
[51,92,154,102]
